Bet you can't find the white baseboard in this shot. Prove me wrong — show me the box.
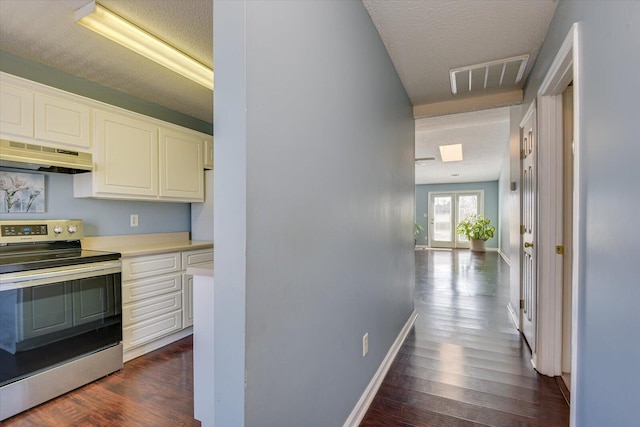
[507,302,520,331]
[498,249,511,266]
[123,327,193,363]
[343,309,418,427]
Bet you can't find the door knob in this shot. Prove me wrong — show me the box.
[524,241,534,248]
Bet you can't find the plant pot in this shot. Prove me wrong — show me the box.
[470,238,487,252]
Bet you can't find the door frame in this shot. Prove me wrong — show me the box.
[535,23,581,426]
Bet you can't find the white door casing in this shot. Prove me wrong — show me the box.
[520,102,537,355]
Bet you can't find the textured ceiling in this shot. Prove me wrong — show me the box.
[415,107,510,185]
[362,0,558,109]
[1,1,557,184]
[0,0,213,123]
[363,0,556,184]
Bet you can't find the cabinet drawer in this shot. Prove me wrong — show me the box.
[121,272,182,305]
[122,310,182,350]
[122,290,182,326]
[122,252,181,281]
[182,249,213,267]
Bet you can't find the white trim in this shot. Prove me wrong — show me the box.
[536,23,580,378]
[570,24,581,427]
[535,23,581,427]
[343,310,418,427]
[498,249,511,266]
[507,301,520,330]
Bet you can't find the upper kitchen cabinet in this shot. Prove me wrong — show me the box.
[74,110,204,203]
[0,73,91,150]
[0,81,33,138]
[159,127,204,200]
[34,93,91,149]
[204,135,213,170]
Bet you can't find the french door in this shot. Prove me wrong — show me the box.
[428,191,483,248]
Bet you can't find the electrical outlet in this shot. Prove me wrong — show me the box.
[130,214,139,227]
[362,333,368,357]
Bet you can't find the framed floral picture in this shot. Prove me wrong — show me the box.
[0,171,46,213]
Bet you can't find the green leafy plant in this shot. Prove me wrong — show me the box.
[456,214,495,241]
[414,223,424,236]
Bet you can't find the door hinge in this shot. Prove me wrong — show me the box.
[520,299,525,309]
[556,245,564,255]
[520,225,526,235]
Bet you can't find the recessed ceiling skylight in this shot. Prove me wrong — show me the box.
[439,144,463,162]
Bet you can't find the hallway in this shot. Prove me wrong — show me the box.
[361,249,569,426]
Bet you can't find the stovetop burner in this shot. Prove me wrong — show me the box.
[0,220,120,274]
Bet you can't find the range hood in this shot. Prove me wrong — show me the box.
[0,140,92,174]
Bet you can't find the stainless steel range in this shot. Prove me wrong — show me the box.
[0,219,122,421]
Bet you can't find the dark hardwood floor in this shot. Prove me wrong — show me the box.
[4,249,569,426]
[360,249,570,426]
[3,336,199,427]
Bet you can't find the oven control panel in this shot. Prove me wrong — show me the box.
[0,220,84,244]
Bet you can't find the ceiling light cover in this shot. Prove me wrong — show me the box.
[439,144,463,162]
[75,1,213,90]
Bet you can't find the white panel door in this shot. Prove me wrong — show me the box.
[520,105,537,352]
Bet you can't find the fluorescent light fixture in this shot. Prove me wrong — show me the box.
[439,144,463,162]
[75,1,213,90]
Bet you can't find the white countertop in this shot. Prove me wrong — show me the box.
[82,232,213,257]
[187,262,214,277]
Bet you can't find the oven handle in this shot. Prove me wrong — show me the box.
[0,260,122,291]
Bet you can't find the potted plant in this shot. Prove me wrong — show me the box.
[414,223,424,245]
[456,214,495,252]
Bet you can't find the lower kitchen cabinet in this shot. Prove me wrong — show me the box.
[120,248,213,361]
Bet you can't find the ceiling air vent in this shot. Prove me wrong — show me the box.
[450,54,529,95]
[415,157,435,166]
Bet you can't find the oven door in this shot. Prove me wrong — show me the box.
[0,261,122,386]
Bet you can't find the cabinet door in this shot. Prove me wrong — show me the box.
[34,93,91,149]
[94,110,158,197]
[0,82,33,138]
[204,136,213,170]
[182,273,194,328]
[159,128,204,201]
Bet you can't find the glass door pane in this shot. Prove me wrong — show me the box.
[456,194,479,244]
[429,194,454,248]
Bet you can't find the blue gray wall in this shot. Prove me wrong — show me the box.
[214,1,415,426]
[498,146,511,261]
[415,181,499,248]
[0,169,190,236]
[0,52,208,236]
[514,1,640,424]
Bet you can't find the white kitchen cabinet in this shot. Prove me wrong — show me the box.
[181,248,214,328]
[74,109,158,200]
[34,93,91,149]
[74,111,205,203]
[159,127,204,201]
[1,73,91,150]
[120,248,212,361]
[204,135,213,170]
[0,81,33,138]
